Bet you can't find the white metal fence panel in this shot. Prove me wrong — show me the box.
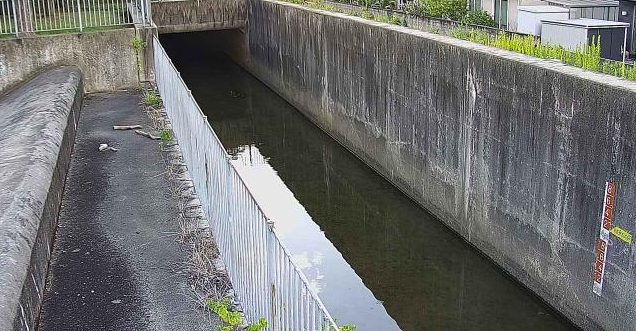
[153,36,339,331]
[0,0,149,36]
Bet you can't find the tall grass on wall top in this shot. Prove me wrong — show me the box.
[451,28,636,81]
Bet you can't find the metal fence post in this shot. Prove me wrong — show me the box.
[144,0,151,25]
[139,0,146,26]
[267,221,278,330]
[76,0,83,32]
[11,0,18,37]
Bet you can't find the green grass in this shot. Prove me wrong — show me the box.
[160,129,173,142]
[450,28,636,81]
[205,298,267,331]
[0,7,130,36]
[143,90,163,108]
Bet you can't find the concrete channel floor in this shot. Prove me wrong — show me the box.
[38,91,218,330]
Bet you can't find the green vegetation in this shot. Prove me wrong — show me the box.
[205,299,267,331]
[131,37,147,82]
[420,0,466,20]
[285,0,406,26]
[339,324,357,331]
[350,9,406,25]
[131,37,146,51]
[461,10,495,27]
[143,90,162,108]
[334,0,396,10]
[285,0,636,81]
[160,129,173,142]
[450,28,636,80]
[404,0,495,27]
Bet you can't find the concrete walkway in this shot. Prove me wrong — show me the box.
[38,91,217,330]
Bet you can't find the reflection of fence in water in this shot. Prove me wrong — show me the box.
[228,145,270,167]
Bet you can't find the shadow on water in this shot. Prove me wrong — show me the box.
[160,32,577,331]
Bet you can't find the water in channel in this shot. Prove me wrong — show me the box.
[161,34,576,331]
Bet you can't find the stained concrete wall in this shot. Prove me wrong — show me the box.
[0,29,139,94]
[152,0,246,34]
[244,1,636,329]
[0,66,82,331]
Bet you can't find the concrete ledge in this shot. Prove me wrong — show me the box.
[152,0,246,33]
[0,66,83,331]
[157,21,247,34]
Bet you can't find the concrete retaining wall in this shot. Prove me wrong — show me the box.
[0,29,139,94]
[0,66,83,331]
[152,0,246,34]
[244,1,636,329]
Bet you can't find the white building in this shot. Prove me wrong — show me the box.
[471,0,619,31]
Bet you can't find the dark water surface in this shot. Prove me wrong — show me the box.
[161,35,576,331]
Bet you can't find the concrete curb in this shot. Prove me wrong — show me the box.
[0,66,83,331]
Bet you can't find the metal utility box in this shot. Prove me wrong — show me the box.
[541,18,629,60]
[518,6,570,35]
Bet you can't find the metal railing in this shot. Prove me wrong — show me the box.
[0,0,150,37]
[152,36,340,331]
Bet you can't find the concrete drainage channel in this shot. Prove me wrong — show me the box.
[0,66,236,330]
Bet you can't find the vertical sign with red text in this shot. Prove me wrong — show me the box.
[593,181,616,296]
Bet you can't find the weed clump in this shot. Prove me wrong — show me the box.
[206,298,267,331]
[143,90,163,109]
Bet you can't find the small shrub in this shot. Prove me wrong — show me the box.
[403,0,427,16]
[461,10,496,27]
[373,0,396,10]
[205,299,268,331]
[340,324,357,331]
[423,0,467,20]
[360,9,374,19]
[130,37,146,51]
[143,91,162,108]
[207,299,243,330]
[246,318,267,331]
[160,129,173,142]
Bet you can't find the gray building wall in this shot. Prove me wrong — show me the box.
[243,1,636,329]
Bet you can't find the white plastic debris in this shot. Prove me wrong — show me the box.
[99,144,118,152]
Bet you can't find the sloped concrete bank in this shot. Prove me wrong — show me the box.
[244,1,636,329]
[0,67,83,331]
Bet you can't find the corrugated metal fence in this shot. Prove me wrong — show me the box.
[153,36,340,331]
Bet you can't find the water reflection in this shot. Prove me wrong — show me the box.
[161,34,575,331]
[230,144,400,329]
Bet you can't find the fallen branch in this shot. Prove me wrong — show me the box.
[113,125,143,130]
[135,129,161,140]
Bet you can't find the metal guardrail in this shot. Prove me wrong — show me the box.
[0,0,150,36]
[152,36,340,331]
